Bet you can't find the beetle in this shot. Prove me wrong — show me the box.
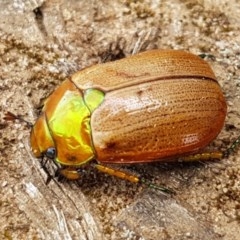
[30,49,227,184]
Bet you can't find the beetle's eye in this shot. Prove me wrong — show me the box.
[45,147,56,159]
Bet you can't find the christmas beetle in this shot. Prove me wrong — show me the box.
[30,49,228,184]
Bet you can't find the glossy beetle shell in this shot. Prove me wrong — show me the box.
[31,50,227,168]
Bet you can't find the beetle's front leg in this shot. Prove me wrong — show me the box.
[56,167,82,180]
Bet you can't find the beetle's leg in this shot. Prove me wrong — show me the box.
[40,155,68,184]
[180,152,223,162]
[223,135,240,157]
[198,53,216,61]
[93,163,175,194]
[181,135,240,162]
[40,156,54,184]
[140,178,175,194]
[57,167,81,181]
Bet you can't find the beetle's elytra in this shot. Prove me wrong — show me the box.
[30,49,227,181]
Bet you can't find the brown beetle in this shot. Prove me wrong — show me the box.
[30,50,227,183]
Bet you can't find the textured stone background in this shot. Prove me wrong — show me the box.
[1,0,240,239]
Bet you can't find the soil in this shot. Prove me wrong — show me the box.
[1,0,240,239]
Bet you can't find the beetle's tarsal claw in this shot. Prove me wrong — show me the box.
[224,135,240,158]
[45,175,53,185]
[140,178,176,195]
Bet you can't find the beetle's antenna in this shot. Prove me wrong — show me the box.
[223,135,240,157]
[4,111,33,128]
